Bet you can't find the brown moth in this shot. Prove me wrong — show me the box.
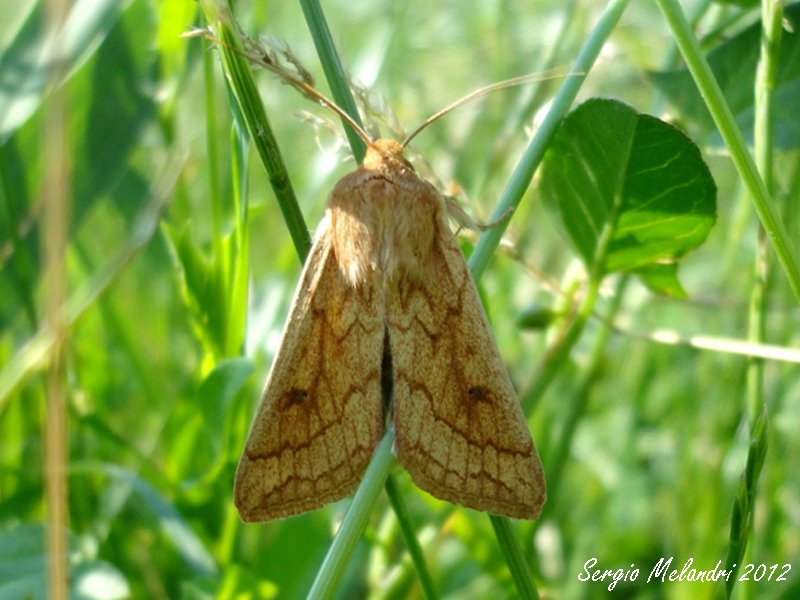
[234,89,546,522]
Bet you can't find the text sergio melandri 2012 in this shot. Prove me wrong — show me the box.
[578,557,792,591]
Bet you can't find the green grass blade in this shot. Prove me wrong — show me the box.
[468,0,633,282]
[306,433,396,600]
[384,476,439,600]
[72,462,218,576]
[489,515,540,600]
[0,0,129,139]
[298,0,368,163]
[200,0,311,261]
[717,405,769,599]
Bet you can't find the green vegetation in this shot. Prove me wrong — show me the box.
[1,0,798,598]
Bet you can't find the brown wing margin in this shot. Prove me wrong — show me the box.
[234,220,385,522]
[389,221,546,520]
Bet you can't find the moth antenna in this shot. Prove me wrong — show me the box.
[445,197,514,232]
[401,70,571,148]
[189,27,374,149]
[307,93,373,149]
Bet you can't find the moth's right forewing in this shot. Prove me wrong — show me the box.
[234,220,385,522]
[390,218,546,520]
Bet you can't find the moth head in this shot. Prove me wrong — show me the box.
[364,139,415,172]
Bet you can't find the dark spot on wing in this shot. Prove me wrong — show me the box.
[468,386,490,403]
[287,389,309,405]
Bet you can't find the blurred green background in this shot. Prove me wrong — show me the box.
[1,0,798,598]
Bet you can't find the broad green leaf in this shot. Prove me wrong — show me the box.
[648,1,800,148]
[198,357,255,454]
[539,98,716,293]
[0,523,130,600]
[0,0,133,140]
[74,463,218,577]
[72,6,157,228]
[0,137,38,327]
[0,0,155,332]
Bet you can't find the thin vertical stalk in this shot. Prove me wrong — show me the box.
[489,516,540,600]
[719,2,782,598]
[295,4,440,597]
[470,0,631,593]
[384,477,439,600]
[747,0,781,420]
[43,0,70,597]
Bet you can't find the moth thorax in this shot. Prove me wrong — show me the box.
[333,212,437,288]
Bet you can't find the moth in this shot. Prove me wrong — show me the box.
[234,85,546,522]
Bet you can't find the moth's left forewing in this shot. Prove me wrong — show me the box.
[389,213,546,520]
[235,219,385,522]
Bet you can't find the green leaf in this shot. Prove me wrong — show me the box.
[0,0,134,140]
[72,4,157,228]
[0,0,155,331]
[0,522,130,600]
[216,565,278,600]
[162,221,217,351]
[198,357,255,454]
[539,98,716,292]
[163,220,238,360]
[74,463,218,577]
[632,263,687,297]
[648,1,800,148]
[715,0,759,7]
[0,137,38,327]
